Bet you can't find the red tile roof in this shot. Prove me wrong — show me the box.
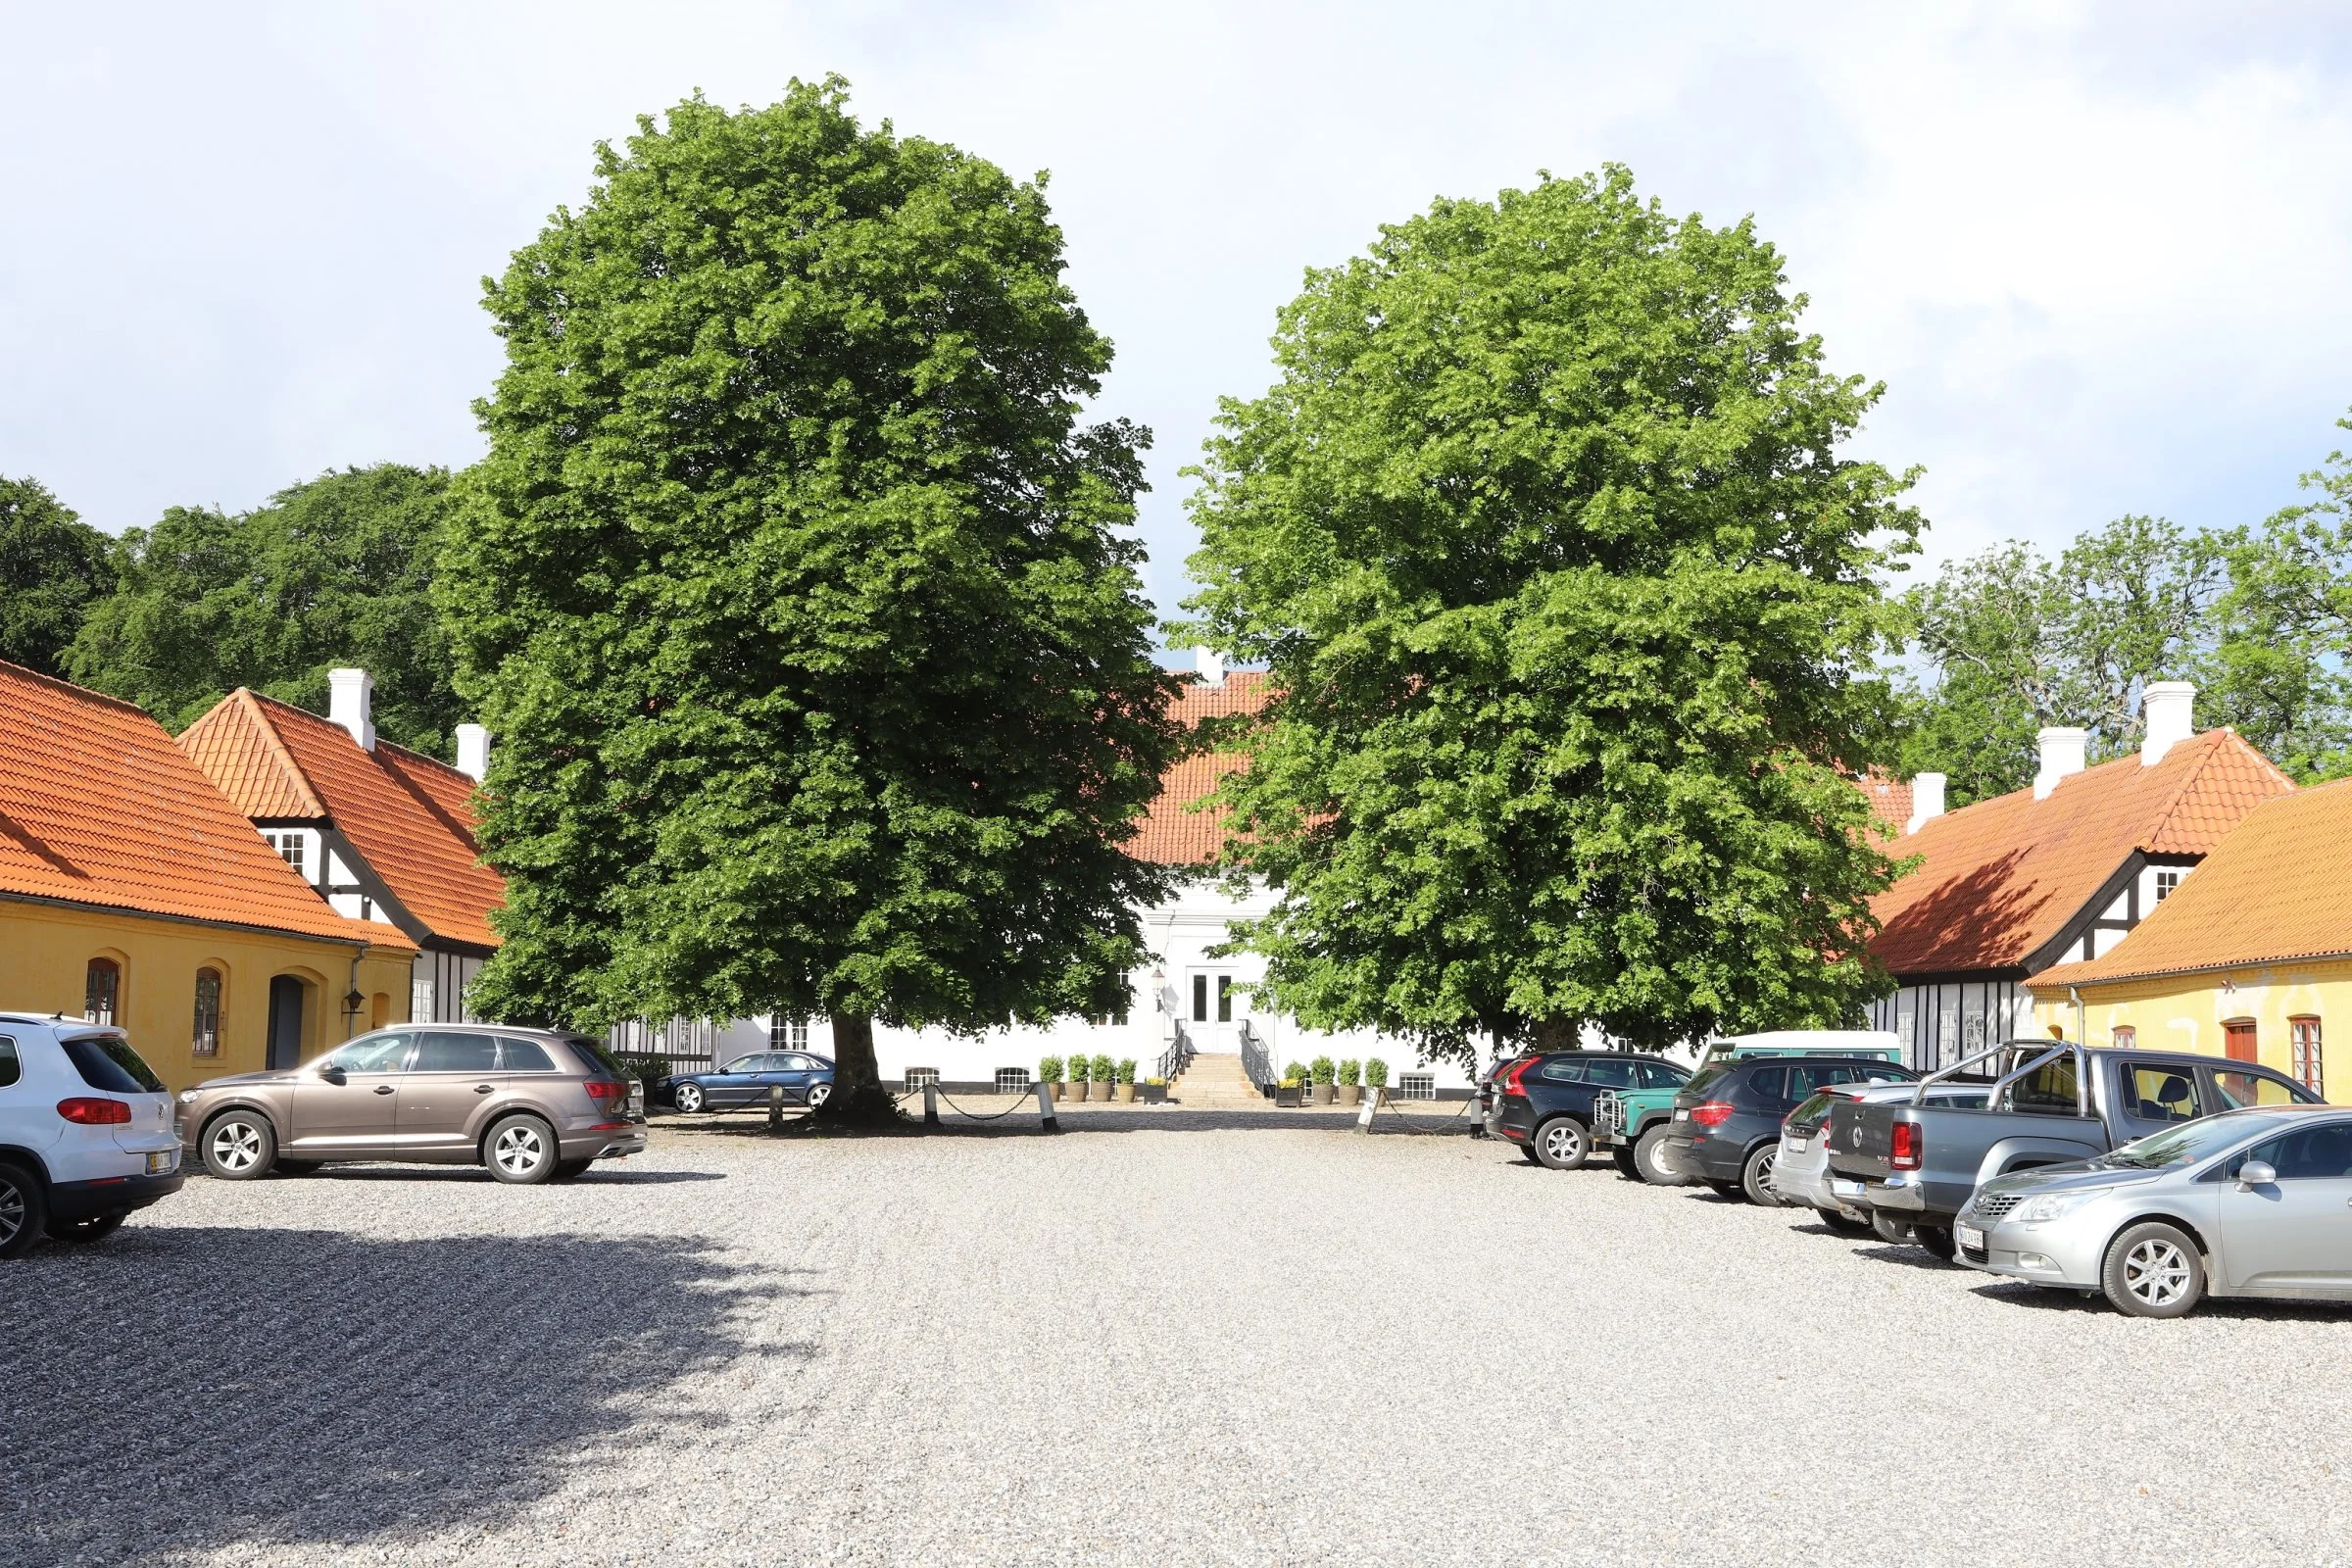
[180,691,505,951]
[0,660,413,950]
[1130,672,1272,866]
[1863,773,1914,840]
[1869,729,2293,978]
[2032,777,2352,989]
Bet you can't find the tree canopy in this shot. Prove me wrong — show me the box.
[0,474,110,679]
[1181,167,1920,1060]
[67,464,465,752]
[442,79,1179,1115]
[1898,413,2352,800]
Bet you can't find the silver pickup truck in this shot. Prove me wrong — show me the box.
[1824,1040,2320,1258]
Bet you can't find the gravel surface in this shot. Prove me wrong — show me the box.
[6,1118,2352,1567]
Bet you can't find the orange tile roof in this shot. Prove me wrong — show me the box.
[1130,671,1272,866]
[179,691,505,951]
[0,660,413,951]
[2032,777,2352,989]
[1862,773,1914,840]
[1869,729,2293,978]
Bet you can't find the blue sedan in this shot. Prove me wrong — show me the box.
[665,1052,835,1113]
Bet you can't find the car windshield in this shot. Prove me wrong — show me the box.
[2102,1113,2297,1170]
[1684,1065,1734,1099]
[63,1034,165,1094]
[1788,1090,1842,1128]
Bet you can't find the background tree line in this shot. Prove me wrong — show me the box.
[1897,421,2352,805]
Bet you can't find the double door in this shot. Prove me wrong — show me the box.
[1188,970,1242,1050]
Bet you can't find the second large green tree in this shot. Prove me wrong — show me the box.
[1184,169,1919,1058]
[443,82,1179,1116]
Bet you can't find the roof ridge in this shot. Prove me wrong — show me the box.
[375,734,472,784]
[0,657,165,719]
[227,689,330,818]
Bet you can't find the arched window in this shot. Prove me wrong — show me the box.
[84,957,122,1025]
[193,968,223,1055]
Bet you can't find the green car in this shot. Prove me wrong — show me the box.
[1592,1032,1904,1186]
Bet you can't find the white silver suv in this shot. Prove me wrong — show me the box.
[0,1012,184,1257]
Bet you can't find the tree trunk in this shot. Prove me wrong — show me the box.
[816,1011,903,1126]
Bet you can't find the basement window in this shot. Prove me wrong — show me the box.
[1397,1071,1437,1102]
[904,1067,940,1090]
[994,1066,1032,1095]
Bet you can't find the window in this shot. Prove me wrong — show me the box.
[497,1039,558,1072]
[2111,1026,2136,1050]
[904,1067,940,1090]
[2125,1064,2200,1122]
[1192,975,1208,1023]
[324,1034,413,1073]
[720,1054,765,1075]
[0,1038,18,1090]
[83,957,121,1025]
[2292,1017,2324,1096]
[62,1035,164,1094]
[768,1016,808,1051]
[415,1031,500,1072]
[1581,1059,1636,1089]
[192,968,222,1055]
[1745,1066,1787,1101]
[1538,1057,1587,1082]
[2237,1122,2352,1181]
[2214,1070,2304,1109]
[1396,1071,1437,1101]
[264,831,307,877]
[2154,868,2180,902]
[2008,1055,2082,1115]
[994,1066,1032,1095]
[1217,977,1234,1023]
[1636,1059,1688,1089]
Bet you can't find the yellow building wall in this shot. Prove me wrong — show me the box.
[2029,961,2351,1103]
[0,900,413,1093]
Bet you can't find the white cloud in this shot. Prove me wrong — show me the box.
[3,0,2348,610]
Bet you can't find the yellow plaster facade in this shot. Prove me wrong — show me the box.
[0,898,413,1093]
[2028,962,2345,1103]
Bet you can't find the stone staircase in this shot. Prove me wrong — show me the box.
[1168,1052,1267,1108]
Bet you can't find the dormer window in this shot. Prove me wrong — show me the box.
[263,831,307,878]
[2154,869,2180,902]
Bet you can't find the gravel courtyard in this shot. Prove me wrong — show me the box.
[7,1116,2352,1567]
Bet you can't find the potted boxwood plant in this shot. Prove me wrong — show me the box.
[1064,1054,1088,1101]
[1115,1058,1139,1102]
[1337,1058,1361,1107]
[1040,1055,1064,1102]
[1310,1055,1337,1104]
[1364,1056,1389,1108]
[1091,1053,1116,1102]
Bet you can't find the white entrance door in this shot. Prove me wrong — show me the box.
[1188,970,1240,1050]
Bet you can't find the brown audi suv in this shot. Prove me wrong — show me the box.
[178,1025,647,1185]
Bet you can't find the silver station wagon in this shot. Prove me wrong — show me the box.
[179,1025,646,1186]
[1958,1105,2352,1317]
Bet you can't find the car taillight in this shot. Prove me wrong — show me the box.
[1502,1058,1537,1099]
[584,1080,625,1102]
[1690,1102,1735,1128]
[58,1097,132,1125]
[1890,1120,1923,1170]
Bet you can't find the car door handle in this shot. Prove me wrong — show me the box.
[372,1085,395,1096]
[474,1084,495,1094]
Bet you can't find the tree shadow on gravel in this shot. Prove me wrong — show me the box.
[0,1227,810,1564]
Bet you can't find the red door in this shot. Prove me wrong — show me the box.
[2225,1021,2258,1064]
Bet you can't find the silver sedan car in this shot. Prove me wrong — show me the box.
[1957,1105,2352,1317]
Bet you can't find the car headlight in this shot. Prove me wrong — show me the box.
[177,1089,198,1104]
[2017,1187,2113,1224]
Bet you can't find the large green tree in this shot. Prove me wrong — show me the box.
[68,465,465,751]
[441,80,1179,1118]
[0,474,111,678]
[1181,168,1921,1060]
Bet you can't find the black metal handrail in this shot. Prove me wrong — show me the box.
[1239,1019,1274,1090]
[1155,1020,1196,1085]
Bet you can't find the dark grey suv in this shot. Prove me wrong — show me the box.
[1662,1054,1919,1203]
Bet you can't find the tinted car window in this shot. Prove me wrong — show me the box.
[498,1039,558,1072]
[1786,1064,1839,1096]
[416,1031,501,1072]
[324,1034,413,1072]
[1684,1065,1734,1099]
[2214,1070,2308,1109]
[2126,1064,2200,1122]
[1636,1059,1688,1089]
[1745,1066,1786,1101]
[562,1035,627,1077]
[1583,1060,1635,1089]
[778,1054,819,1071]
[1538,1058,1587,1082]
[0,1038,17,1089]
[63,1034,164,1094]
[1788,1089,1841,1129]
[2253,1122,2352,1180]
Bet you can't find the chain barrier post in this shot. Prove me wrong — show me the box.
[922,1082,940,1127]
[1035,1079,1059,1132]
[1356,1086,1381,1133]
[767,1084,784,1130]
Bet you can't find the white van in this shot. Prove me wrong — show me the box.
[0,1013,183,1257]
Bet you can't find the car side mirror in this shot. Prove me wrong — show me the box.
[2237,1160,2276,1189]
[319,1066,347,1086]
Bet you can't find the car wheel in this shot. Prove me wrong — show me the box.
[1610,1146,1640,1179]
[485,1115,560,1186]
[553,1158,594,1181]
[51,1214,125,1245]
[203,1110,277,1180]
[0,1161,46,1259]
[805,1082,832,1110]
[1818,1208,1873,1237]
[1634,1125,1690,1187]
[673,1082,706,1114]
[1740,1145,1784,1206]
[1913,1224,1958,1262]
[1518,1143,1544,1164]
[2101,1221,2205,1318]
[1870,1210,1914,1246]
[1532,1117,1588,1170]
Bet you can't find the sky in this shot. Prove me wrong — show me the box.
[6,0,2352,623]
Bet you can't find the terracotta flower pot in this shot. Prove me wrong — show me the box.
[1316,1083,1337,1104]
[1095,1080,1116,1102]
[1339,1084,1361,1106]
[1118,1082,1137,1102]
[1050,1082,1066,1101]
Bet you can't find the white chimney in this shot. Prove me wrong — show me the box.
[327,667,375,752]
[1196,646,1226,689]
[1906,772,1946,834]
[2034,726,2087,801]
[2140,681,2196,766]
[455,723,491,783]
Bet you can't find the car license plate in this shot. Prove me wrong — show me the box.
[147,1150,175,1174]
[1957,1223,1984,1251]
[1786,1136,1807,1153]
[1674,1107,1689,1120]
[1830,1178,1865,1200]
